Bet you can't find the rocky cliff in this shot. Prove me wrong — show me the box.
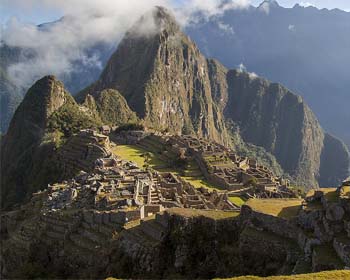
[222,70,332,188]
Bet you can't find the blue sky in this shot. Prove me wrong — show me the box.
[1,0,349,25]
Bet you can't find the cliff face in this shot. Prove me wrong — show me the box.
[0,76,100,207]
[319,133,350,187]
[83,89,138,126]
[1,76,68,205]
[221,70,349,188]
[79,7,229,145]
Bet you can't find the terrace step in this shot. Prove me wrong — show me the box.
[70,233,101,252]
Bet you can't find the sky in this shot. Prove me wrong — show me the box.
[1,0,349,25]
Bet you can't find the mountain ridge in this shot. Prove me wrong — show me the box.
[77,6,349,189]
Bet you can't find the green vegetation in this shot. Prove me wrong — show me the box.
[228,196,246,207]
[112,144,166,169]
[115,123,144,133]
[112,144,224,192]
[228,122,285,178]
[215,270,350,280]
[245,199,303,219]
[95,89,139,126]
[48,98,101,138]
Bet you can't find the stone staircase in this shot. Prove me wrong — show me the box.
[149,188,160,204]
[121,213,168,247]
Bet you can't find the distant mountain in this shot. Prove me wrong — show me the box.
[185,1,350,148]
[0,45,24,133]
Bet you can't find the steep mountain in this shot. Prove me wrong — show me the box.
[223,70,327,187]
[83,89,138,126]
[78,7,230,145]
[78,7,349,189]
[0,75,100,208]
[186,1,350,148]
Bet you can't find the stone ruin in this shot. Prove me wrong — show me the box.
[139,134,295,199]
[58,129,112,177]
[39,152,239,223]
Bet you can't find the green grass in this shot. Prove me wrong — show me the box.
[112,145,166,169]
[106,270,350,280]
[112,144,224,192]
[245,199,303,219]
[228,196,245,207]
[214,270,350,279]
[182,176,224,192]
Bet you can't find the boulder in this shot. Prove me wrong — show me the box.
[326,204,344,221]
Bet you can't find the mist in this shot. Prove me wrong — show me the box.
[0,0,251,91]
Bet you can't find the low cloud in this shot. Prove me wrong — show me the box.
[237,63,258,79]
[1,0,251,91]
[217,20,235,35]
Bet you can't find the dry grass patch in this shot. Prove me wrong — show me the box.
[245,198,303,219]
[167,208,239,220]
[215,270,350,279]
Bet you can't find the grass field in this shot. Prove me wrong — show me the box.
[107,270,350,280]
[245,198,303,219]
[229,196,246,207]
[112,144,224,192]
[182,176,224,192]
[167,207,239,220]
[112,144,166,169]
[215,270,350,280]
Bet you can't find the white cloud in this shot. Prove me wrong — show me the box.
[1,0,252,91]
[299,2,315,7]
[288,24,296,31]
[237,63,247,72]
[217,21,235,35]
[237,63,258,79]
[259,2,270,14]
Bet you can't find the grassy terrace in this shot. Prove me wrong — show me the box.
[245,198,303,219]
[167,208,239,220]
[112,144,225,192]
[306,188,339,202]
[215,270,350,280]
[106,271,350,280]
[229,196,246,207]
[112,144,166,169]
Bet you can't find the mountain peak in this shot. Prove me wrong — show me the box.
[127,6,179,38]
[258,0,280,8]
